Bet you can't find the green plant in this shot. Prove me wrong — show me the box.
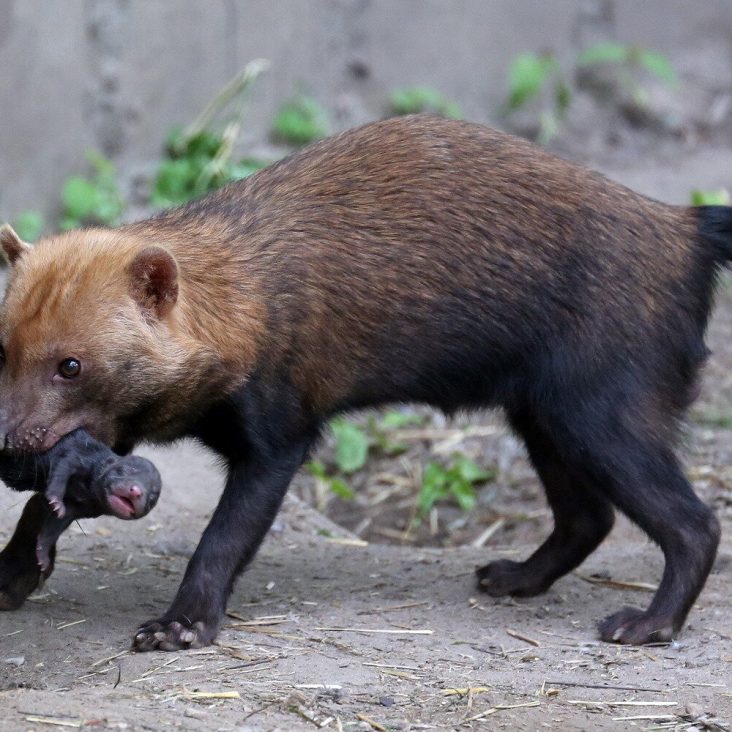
[271,95,329,146]
[389,86,462,119]
[691,188,730,207]
[11,210,44,242]
[152,131,269,208]
[330,418,370,474]
[693,409,732,429]
[302,418,367,502]
[504,52,570,144]
[577,43,677,115]
[505,44,676,144]
[378,410,425,429]
[577,42,677,86]
[306,460,355,501]
[417,454,495,517]
[305,411,426,501]
[152,59,271,208]
[368,409,425,457]
[60,150,125,231]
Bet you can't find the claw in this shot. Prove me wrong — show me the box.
[47,496,65,519]
[131,616,215,652]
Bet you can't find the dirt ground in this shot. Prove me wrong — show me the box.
[2,152,732,730]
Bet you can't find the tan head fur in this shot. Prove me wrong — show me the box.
[0,228,227,452]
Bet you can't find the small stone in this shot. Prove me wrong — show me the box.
[685,703,704,719]
[379,696,394,707]
[4,656,25,667]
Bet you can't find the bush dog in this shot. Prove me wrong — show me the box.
[0,115,727,650]
[0,429,161,608]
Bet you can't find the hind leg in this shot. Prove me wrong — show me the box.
[540,392,720,644]
[477,409,615,597]
[582,439,718,644]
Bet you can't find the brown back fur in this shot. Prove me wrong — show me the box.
[0,116,710,452]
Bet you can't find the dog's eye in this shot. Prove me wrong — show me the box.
[0,344,5,365]
[58,358,81,379]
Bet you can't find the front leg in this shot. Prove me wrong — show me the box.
[44,461,77,519]
[132,438,312,651]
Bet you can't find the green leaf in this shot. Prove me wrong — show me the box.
[183,131,225,159]
[230,157,270,180]
[577,43,677,86]
[12,211,44,242]
[391,87,439,114]
[442,101,463,120]
[454,455,493,484]
[153,125,240,208]
[380,410,424,429]
[450,478,478,512]
[691,188,730,207]
[87,149,116,177]
[418,462,449,515]
[331,419,370,474]
[507,53,558,109]
[60,151,124,228]
[637,49,677,85]
[306,460,356,500]
[306,460,328,479]
[577,41,629,67]
[272,96,329,146]
[152,158,204,207]
[417,454,494,517]
[61,177,98,220]
[328,478,356,501]
[390,87,462,118]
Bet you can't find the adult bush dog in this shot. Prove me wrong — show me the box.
[0,115,726,650]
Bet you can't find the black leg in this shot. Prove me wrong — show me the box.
[132,438,312,651]
[586,441,720,644]
[536,390,721,645]
[0,493,55,610]
[477,409,615,597]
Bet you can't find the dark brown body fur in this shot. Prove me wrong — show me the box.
[0,116,727,650]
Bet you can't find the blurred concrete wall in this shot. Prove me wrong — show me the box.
[1,0,731,221]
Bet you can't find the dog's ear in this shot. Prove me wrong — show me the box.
[128,246,179,319]
[0,224,32,265]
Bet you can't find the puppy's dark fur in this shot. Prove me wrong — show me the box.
[0,430,160,608]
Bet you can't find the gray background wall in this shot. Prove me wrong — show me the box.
[1,0,731,222]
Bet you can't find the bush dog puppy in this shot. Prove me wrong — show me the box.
[0,115,726,650]
[0,429,161,608]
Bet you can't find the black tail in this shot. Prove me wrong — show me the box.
[697,205,732,264]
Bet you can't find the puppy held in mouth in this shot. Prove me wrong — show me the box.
[0,429,160,605]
